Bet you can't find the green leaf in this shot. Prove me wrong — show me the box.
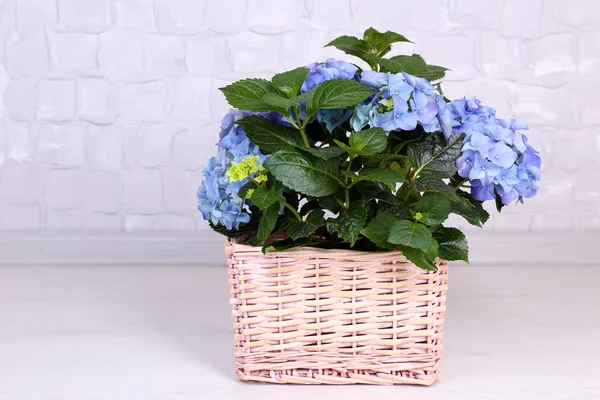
[335,127,387,157]
[324,35,373,61]
[415,64,448,82]
[408,132,464,179]
[306,80,374,114]
[356,181,401,206]
[238,181,258,199]
[287,209,325,240]
[262,237,311,254]
[363,28,412,56]
[264,147,341,197]
[263,92,307,113]
[449,192,489,227]
[363,154,410,173]
[256,203,280,244]
[432,227,469,262]
[377,54,427,74]
[327,202,368,246]
[388,220,433,251]
[399,246,437,271]
[396,183,422,206]
[344,168,406,191]
[414,171,455,193]
[219,78,276,112]
[208,221,251,238]
[415,194,451,226]
[250,186,280,210]
[361,212,399,249]
[271,67,310,98]
[236,115,305,153]
[304,146,346,160]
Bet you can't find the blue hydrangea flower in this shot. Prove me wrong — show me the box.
[197,109,273,230]
[451,97,541,204]
[300,58,359,132]
[350,71,441,134]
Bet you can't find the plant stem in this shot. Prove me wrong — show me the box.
[299,125,310,148]
[280,198,302,221]
[344,157,354,209]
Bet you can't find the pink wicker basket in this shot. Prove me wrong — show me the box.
[225,240,448,385]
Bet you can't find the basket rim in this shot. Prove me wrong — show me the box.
[225,239,448,264]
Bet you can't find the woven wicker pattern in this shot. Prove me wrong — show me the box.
[226,240,448,385]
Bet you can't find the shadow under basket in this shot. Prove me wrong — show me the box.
[225,240,448,385]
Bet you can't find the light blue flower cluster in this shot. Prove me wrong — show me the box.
[301,58,359,132]
[452,98,541,204]
[197,109,272,230]
[350,71,443,133]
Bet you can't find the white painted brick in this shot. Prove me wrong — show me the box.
[502,0,543,38]
[308,0,352,29]
[279,29,328,71]
[469,78,513,118]
[85,171,124,213]
[36,80,76,121]
[574,216,600,230]
[573,170,600,205]
[527,168,573,211]
[122,123,176,167]
[124,214,194,231]
[162,168,201,213]
[123,168,163,213]
[114,0,155,30]
[3,78,37,121]
[186,32,231,76]
[57,0,112,33]
[0,160,47,205]
[494,207,533,231]
[420,34,477,81]
[33,124,86,168]
[227,32,281,73]
[0,205,40,230]
[173,125,210,170]
[46,210,83,230]
[85,125,123,171]
[531,213,573,231]
[515,34,577,87]
[208,81,231,124]
[452,0,503,29]
[100,29,146,81]
[247,0,306,34]
[579,30,600,75]
[6,33,50,77]
[48,32,99,72]
[545,0,600,28]
[206,0,247,34]
[144,35,186,76]
[511,86,577,127]
[155,0,205,34]
[408,0,454,33]
[16,0,57,34]
[83,213,123,230]
[479,32,526,80]
[119,81,168,122]
[578,81,600,126]
[5,121,31,162]
[170,77,210,120]
[551,130,600,172]
[78,79,118,124]
[45,169,86,210]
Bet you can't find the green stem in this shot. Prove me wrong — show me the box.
[299,125,310,148]
[344,157,354,209]
[283,115,301,130]
[280,198,302,221]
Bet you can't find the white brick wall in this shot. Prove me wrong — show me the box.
[0,0,599,231]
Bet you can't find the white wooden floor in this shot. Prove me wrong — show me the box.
[0,265,598,400]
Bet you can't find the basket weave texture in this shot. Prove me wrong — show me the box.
[226,240,448,385]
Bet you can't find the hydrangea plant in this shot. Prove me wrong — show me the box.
[197,28,541,270]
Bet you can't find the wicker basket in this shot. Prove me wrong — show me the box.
[225,240,448,385]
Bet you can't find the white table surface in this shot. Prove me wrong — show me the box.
[1,264,598,400]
